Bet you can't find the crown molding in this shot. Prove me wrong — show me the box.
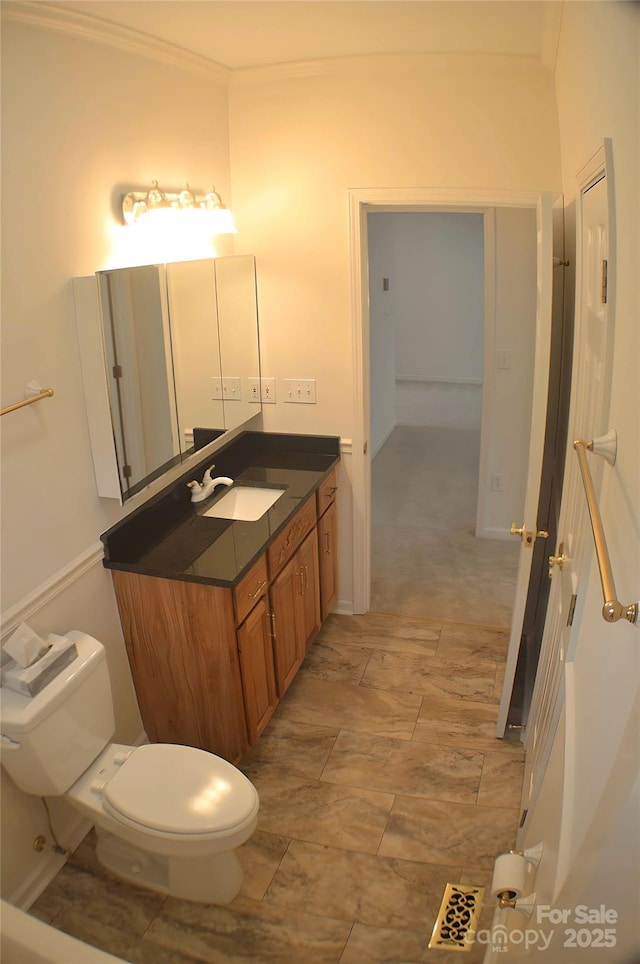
[229,50,545,86]
[3,1,230,83]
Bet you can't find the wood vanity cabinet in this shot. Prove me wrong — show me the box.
[110,468,337,760]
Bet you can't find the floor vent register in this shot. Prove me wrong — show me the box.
[428,882,485,953]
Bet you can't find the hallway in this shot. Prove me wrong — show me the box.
[31,612,524,963]
[371,426,520,629]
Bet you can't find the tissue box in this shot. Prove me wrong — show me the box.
[1,636,78,697]
[3,622,48,667]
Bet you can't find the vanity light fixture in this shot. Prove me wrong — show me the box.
[122,181,237,233]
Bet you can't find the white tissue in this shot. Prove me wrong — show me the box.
[3,622,48,668]
[2,634,78,697]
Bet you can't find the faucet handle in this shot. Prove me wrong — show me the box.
[187,480,202,492]
[202,464,216,483]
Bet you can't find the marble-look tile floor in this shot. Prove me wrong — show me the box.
[31,612,524,963]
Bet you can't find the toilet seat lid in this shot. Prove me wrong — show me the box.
[103,744,257,835]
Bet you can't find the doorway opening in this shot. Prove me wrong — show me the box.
[365,206,538,629]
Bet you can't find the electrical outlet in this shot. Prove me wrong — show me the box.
[497,349,512,370]
[247,378,261,403]
[491,474,504,492]
[260,377,276,403]
[283,379,317,404]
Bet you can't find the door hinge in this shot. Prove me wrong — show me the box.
[601,259,608,304]
[122,464,132,479]
[567,593,578,627]
[112,364,123,379]
[519,808,528,828]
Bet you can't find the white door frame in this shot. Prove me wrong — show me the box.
[349,187,545,614]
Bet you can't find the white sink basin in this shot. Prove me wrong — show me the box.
[203,486,286,521]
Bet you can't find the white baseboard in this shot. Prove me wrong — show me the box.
[477,525,513,541]
[334,599,354,616]
[371,422,396,459]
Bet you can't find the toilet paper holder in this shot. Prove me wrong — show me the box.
[493,844,543,916]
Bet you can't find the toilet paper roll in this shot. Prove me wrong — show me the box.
[491,852,527,900]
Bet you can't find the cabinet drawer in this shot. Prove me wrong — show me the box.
[268,496,316,578]
[233,555,268,625]
[316,468,338,517]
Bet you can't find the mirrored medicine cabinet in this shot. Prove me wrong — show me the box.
[73,255,261,503]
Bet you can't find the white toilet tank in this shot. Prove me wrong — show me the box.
[0,632,115,795]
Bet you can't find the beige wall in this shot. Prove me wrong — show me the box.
[228,55,561,589]
[1,16,231,607]
[0,12,232,902]
[229,54,561,440]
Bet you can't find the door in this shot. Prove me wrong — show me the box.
[237,596,277,744]
[522,163,616,830]
[350,188,555,616]
[504,198,574,727]
[492,144,640,961]
[496,194,555,736]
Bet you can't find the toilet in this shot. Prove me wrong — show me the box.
[0,631,259,904]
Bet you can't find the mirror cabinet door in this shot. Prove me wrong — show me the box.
[98,265,181,499]
[94,256,261,501]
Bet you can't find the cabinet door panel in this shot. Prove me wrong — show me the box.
[270,557,304,698]
[297,531,321,651]
[318,500,338,621]
[237,597,277,743]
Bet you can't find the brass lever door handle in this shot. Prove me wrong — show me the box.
[510,523,550,547]
[548,544,568,578]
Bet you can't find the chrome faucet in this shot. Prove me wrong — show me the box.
[187,465,234,503]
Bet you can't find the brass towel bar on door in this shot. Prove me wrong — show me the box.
[573,430,638,625]
[0,382,54,417]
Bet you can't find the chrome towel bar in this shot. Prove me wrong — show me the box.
[574,432,638,625]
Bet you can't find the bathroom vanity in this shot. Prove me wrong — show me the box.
[101,431,339,762]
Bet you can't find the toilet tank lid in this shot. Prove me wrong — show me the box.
[0,632,105,735]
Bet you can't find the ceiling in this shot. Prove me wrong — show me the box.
[50,0,562,70]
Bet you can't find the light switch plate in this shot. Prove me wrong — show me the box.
[222,377,241,400]
[211,376,223,399]
[284,379,316,403]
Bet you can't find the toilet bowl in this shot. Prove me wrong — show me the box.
[67,741,260,903]
[0,631,259,904]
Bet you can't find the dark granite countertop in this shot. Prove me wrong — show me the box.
[100,432,340,588]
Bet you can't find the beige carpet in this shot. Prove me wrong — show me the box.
[371,425,519,630]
